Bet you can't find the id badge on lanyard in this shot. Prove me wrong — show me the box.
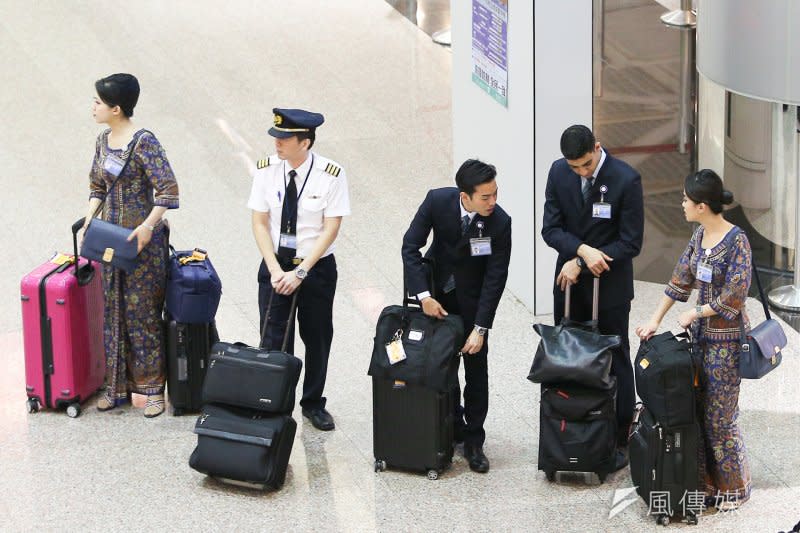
[697,249,713,283]
[103,153,125,177]
[469,220,492,256]
[592,185,611,219]
[279,233,298,250]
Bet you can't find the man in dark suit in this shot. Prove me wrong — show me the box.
[542,125,644,468]
[402,159,512,473]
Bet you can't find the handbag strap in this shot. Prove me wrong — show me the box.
[750,263,771,320]
[259,288,300,351]
[90,129,151,220]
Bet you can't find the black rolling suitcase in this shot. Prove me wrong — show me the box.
[629,404,700,526]
[372,377,455,479]
[202,291,302,414]
[537,380,617,483]
[166,319,218,415]
[189,404,297,490]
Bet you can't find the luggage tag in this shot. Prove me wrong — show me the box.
[103,153,126,177]
[385,328,407,365]
[697,249,713,283]
[592,185,612,219]
[469,221,492,256]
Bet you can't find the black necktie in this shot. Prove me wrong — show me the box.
[278,170,298,258]
[582,177,594,204]
[461,214,471,235]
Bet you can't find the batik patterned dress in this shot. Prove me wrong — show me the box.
[665,225,752,506]
[89,129,179,399]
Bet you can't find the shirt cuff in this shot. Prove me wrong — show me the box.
[417,291,431,301]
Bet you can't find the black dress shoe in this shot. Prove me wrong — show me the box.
[612,449,629,472]
[302,408,335,431]
[464,444,490,473]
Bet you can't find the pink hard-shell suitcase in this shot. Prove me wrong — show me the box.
[20,219,105,417]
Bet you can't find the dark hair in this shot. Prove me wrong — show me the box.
[560,125,596,160]
[455,159,497,195]
[95,73,140,117]
[684,169,734,214]
[294,130,315,149]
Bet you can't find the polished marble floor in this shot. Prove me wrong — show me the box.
[2,1,799,531]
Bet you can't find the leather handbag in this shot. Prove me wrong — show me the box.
[739,264,786,379]
[79,130,149,273]
[166,246,222,323]
[529,277,620,389]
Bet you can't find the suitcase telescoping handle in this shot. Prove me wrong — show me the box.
[71,217,96,285]
[259,288,300,352]
[564,276,600,322]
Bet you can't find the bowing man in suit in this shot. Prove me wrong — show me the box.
[402,159,512,473]
[541,125,644,469]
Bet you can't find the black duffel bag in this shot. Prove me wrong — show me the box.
[634,330,699,428]
[368,304,463,392]
[529,278,619,389]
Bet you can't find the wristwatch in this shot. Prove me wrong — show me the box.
[695,304,703,318]
[294,267,307,280]
[474,326,488,336]
[575,257,585,268]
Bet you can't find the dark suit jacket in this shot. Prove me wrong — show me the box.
[541,151,644,311]
[402,187,512,328]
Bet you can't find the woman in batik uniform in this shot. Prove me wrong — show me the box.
[83,73,179,418]
[636,169,751,511]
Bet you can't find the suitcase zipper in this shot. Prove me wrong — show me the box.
[210,353,286,371]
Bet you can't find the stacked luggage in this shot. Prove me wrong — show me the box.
[629,331,701,526]
[164,246,222,416]
[529,278,621,483]
[188,291,302,490]
[20,219,105,418]
[368,274,463,480]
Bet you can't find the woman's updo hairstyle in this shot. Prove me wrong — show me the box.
[95,73,140,118]
[684,168,734,214]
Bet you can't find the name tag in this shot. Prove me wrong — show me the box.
[470,237,492,256]
[592,202,612,219]
[385,339,407,365]
[279,233,297,250]
[103,154,125,177]
[697,262,713,283]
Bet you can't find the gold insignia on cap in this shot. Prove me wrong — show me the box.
[273,114,283,126]
[257,158,270,169]
[324,163,342,177]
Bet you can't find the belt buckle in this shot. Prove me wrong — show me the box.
[292,257,302,266]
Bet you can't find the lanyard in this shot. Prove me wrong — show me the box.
[282,154,314,232]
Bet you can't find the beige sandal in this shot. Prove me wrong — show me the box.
[97,393,130,412]
[143,394,165,418]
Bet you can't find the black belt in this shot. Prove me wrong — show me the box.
[276,255,303,268]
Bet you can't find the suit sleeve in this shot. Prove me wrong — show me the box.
[598,172,643,261]
[402,190,435,296]
[541,164,583,257]
[475,217,512,329]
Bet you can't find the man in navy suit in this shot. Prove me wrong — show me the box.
[402,159,512,473]
[542,125,644,469]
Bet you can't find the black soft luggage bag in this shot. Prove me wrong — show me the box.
[629,404,700,526]
[538,380,617,483]
[166,319,218,415]
[202,291,302,414]
[189,404,297,490]
[372,377,455,479]
[635,331,698,428]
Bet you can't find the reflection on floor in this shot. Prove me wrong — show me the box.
[385,0,450,37]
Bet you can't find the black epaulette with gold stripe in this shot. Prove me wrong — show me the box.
[323,162,342,177]
[256,158,271,170]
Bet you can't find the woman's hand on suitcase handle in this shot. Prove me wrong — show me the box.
[272,270,301,295]
[421,297,448,319]
[556,259,580,291]
[460,330,484,355]
[635,319,660,341]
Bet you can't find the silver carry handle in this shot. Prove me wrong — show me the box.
[564,276,600,321]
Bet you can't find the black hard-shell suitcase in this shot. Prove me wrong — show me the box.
[189,404,297,490]
[201,291,302,414]
[372,377,455,479]
[538,380,617,483]
[629,404,700,526]
[166,319,218,415]
[635,331,699,428]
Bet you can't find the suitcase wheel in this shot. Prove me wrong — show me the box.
[656,514,670,526]
[545,471,556,482]
[66,403,81,418]
[686,511,698,526]
[597,473,607,484]
[374,460,387,473]
[26,398,41,414]
[426,469,439,481]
